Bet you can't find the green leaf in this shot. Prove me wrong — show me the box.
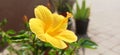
[81,39,98,49]
[6,30,16,35]
[10,35,26,40]
[1,32,10,42]
[18,30,26,34]
[81,0,86,10]
[76,0,80,11]
[74,0,90,20]
[9,33,29,43]
[70,42,79,47]
[85,8,90,19]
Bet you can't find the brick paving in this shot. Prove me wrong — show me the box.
[78,0,120,55]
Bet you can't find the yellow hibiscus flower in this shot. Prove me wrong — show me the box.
[29,5,77,49]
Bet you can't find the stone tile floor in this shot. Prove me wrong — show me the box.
[78,0,120,55]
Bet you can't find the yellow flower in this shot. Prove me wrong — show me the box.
[29,5,77,49]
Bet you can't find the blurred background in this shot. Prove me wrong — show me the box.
[0,0,120,55]
[0,0,53,31]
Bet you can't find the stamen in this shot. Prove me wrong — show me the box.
[66,12,72,19]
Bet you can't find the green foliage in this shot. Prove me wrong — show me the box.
[74,0,90,20]
[6,30,16,35]
[78,38,98,49]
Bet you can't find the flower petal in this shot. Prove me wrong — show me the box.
[47,14,68,36]
[49,12,72,33]
[52,13,67,29]
[36,34,46,42]
[56,30,77,43]
[34,5,53,31]
[29,18,44,35]
[41,34,67,49]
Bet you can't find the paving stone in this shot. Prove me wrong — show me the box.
[101,51,119,55]
[96,34,111,40]
[85,49,99,55]
[98,38,119,49]
[90,35,109,43]
[78,0,120,55]
[95,44,109,53]
[114,34,120,40]
[112,45,120,54]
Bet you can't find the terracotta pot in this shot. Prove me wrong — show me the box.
[75,19,89,35]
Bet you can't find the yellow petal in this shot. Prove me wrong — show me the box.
[50,12,72,33]
[29,18,44,35]
[41,33,67,49]
[52,13,67,30]
[47,14,68,36]
[56,30,77,43]
[34,5,53,31]
[36,34,46,42]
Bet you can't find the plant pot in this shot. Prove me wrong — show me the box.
[75,19,89,35]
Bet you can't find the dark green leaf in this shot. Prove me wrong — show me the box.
[78,38,85,45]
[81,39,98,49]
[70,42,79,47]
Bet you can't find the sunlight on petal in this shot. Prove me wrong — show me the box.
[56,30,77,43]
[34,5,53,31]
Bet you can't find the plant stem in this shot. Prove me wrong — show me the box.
[33,36,38,55]
[60,49,65,55]
[70,46,77,55]
[35,45,38,55]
